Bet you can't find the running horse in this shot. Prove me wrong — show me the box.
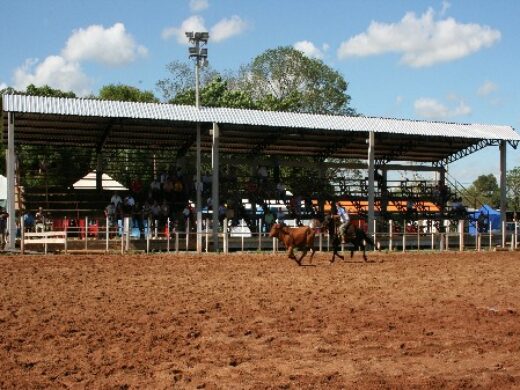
[269,223,316,266]
[322,216,375,263]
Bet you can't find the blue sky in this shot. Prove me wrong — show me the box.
[1,0,519,185]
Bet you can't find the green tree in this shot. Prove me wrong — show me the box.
[507,167,520,211]
[171,76,256,109]
[156,60,219,103]
[25,84,76,98]
[235,46,356,115]
[98,84,159,103]
[3,84,94,189]
[463,174,500,209]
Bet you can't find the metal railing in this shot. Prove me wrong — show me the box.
[15,215,519,254]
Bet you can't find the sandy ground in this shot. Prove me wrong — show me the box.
[1,250,520,389]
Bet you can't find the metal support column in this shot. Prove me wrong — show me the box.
[196,122,202,253]
[211,122,220,252]
[6,112,16,250]
[96,153,103,192]
[367,131,375,236]
[499,141,507,227]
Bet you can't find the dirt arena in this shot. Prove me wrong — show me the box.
[1,250,519,389]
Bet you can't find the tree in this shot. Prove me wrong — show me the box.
[171,76,256,109]
[25,84,76,98]
[463,174,500,209]
[156,60,219,103]
[235,46,356,115]
[98,84,158,103]
[507,167,520,211]
[2,84,95,189]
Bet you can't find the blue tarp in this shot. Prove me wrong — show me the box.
[468,205,501,235]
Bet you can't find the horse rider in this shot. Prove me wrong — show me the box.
[335,202,350,242]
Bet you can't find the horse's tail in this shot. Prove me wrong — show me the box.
[360,229,375,248]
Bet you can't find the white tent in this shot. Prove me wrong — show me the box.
[72,171,128,191]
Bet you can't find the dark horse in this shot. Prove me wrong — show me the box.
[322,217,375,263]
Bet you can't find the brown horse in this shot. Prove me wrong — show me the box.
[322,217,375,263]
[269,223,316,266]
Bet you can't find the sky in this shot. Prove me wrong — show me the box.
[1,0,519,186]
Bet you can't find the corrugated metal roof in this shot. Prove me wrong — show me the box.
[3,94,520,141]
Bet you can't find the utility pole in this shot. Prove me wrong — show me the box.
[186,32,209,253]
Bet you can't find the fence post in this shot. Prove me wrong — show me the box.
[502,221,506,248]
[402,219,406,252]
[223,218,228,254]
[273,237,277,254]
[105,215,110,253]
[186,219,190,251]
[20,216,25,254]
[389,220,393,251]
[458,220,464,251]
[205,218,210,252]
[124,217,130,251]
[120,221,125,255]
[417,220,421,250]
[319,232,323,252]
[146,222,150,253]
[166,217,170,253]
[373,219,377,251]
[327,234,330,252]
[489,220,493,250]
[258,218,262,251]
[84,216,88,251]
[515,221,518,249]
[241,219,245,252]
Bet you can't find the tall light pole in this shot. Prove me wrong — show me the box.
[186,31,209,253]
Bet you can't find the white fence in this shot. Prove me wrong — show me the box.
[15,215,519,254]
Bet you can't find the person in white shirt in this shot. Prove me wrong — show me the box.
[336,202,350,239]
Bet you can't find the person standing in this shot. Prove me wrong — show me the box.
[35,207,46,232]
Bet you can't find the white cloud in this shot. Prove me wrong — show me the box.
[62,23,147,67]
[162,15,207,44]
[13,56,91,96]
[0,82,7,90]
[210,15,247,42]
[190,0,209,12]
[337,8,501,67]
[294,40,328,59]
[477,80,498,96]
[9,22,146,96]
[414,97,471,120]
[395,95,404,105]
[162,15,247,44]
